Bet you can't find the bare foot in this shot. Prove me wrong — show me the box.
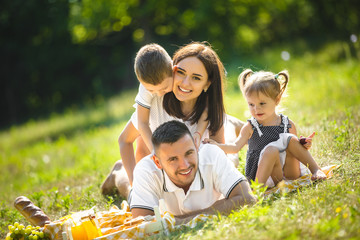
[311,169,327,181]
[101,160,131,198]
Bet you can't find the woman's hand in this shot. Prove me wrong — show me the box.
[299,132,315,150]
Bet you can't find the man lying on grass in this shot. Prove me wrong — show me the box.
[129,120,256,224]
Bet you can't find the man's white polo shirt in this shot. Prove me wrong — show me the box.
[129,144,247,216]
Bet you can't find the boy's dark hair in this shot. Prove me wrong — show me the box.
[134,43,173,85]
[151,120,192,151]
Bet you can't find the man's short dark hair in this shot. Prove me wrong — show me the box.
[151,120,192,150]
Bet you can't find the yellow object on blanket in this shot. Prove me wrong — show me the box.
[44,200,215,240]
[94,210,175,240]
[264,164,341,196]
[96,205,132,235]
[44,202,132,240]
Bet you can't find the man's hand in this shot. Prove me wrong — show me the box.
[131,208,154,219]
[174,214,198,225]
[299,132,315,150]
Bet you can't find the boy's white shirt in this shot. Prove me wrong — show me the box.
[134,83,155,110]
[131,83,209,139]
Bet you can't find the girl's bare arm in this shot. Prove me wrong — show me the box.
[204,122,253,154]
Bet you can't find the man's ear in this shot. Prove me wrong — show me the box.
[152,154,162,169]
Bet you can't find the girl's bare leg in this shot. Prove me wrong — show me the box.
[256,146,283,187]
[283,148,301,180]
[285,136,327,181]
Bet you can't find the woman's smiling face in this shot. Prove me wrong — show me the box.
[172,56,211,104]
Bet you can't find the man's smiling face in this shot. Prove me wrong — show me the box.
[153,134,198,193]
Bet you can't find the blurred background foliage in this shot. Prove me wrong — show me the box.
[0,0,359,128]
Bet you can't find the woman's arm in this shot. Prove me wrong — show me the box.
[193,109,209,148]
[209,124,225,144]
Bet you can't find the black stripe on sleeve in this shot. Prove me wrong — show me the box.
[130,205,154,212]
[135,100,151,109]
[225,177,247,199]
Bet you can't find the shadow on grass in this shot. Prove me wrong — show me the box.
[5,110,134,151]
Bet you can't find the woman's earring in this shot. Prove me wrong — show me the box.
[204,88,208,93]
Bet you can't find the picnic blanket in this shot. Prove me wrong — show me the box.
[43,200,213,240]
[41,165,341,240]
[264,164,341,196]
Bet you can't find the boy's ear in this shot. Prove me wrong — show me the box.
[152,154,162,169]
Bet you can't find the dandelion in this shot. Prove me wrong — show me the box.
[281,51,290,61]
[337,230,346,237]
[42,154,50,164]
[350,34,357,43]
[336,207,342,213]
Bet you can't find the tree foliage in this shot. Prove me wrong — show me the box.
[0,0,359,127]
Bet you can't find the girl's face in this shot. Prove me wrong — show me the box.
[173,56,211,104]
[245,92,278,125]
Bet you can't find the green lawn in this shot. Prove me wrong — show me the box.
[1,41,359,239]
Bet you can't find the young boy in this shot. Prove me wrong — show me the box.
[101,44,208,197]
[132,43,174,159]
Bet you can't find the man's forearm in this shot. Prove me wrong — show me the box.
[175,180,257,225]
[175,194,256,225]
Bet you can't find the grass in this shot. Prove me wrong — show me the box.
[1,41,360,239]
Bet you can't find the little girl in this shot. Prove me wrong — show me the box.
[205,69,326,187]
